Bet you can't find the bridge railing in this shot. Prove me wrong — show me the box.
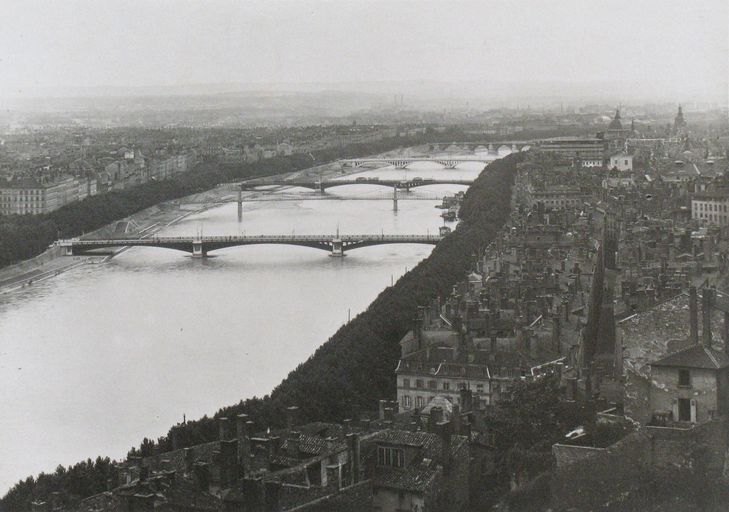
[60,234,444,245]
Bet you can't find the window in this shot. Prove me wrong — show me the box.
[416,379,424,389]
[428,380,437,390]
[678,369,691,387]
[377,446,404,468]
[402,378,410,389]
[443,382,450,391]
[402,395,412,409]
[415,396,424,408]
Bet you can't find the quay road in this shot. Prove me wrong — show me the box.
[59,233,444,258]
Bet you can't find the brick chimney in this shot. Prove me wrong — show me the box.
[459,386,473,413]
[413,315,422,351]
[218,417,231,441]
[285,406,299,431]
[429,406,443,432]
[437,420,453,474]
[378,400,387,420]
[689,286,699,345]
[346,433,361,485]
[184,448,195,476]
[702,287,714,348]
[286,431,301,458]
[452,404,461,435]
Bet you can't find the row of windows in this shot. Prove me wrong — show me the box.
[694,202,728,212]
[402,378,459,391]
[377,446,404,468]
[695,212,729,224]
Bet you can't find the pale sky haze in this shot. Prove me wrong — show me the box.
[0,0,727,102]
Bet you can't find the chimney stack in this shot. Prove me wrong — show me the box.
[285,406,299,431]
[452,404,461,435]
[218,417,230,441]
[689,286,699,345]
[413,316,422,350]
[378,400,387,420]
[346,433,360,485]
[437,420,452,474]
[429,406,443,432]
[702,288,714,348]
[286,431,301,458]
[459,386,473,413]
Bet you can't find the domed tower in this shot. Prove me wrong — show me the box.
[608,108,623,131]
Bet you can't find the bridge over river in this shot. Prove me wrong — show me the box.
[241,177,474,192]
[59,233,443,258]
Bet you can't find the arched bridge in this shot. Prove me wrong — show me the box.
[241,177,474,192]
[341,157,490,169]
[59,234,443,258]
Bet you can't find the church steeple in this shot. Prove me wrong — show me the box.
[673,104,687,134]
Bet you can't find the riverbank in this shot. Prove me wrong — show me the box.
[0,149,415,295]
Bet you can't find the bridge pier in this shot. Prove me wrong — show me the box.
[330,239,345,257]
[393,187,398,212]
[192,240,207,258]
[237,189,243,222]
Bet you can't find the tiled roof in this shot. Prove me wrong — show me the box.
[368,429,468,461]
[281,434,346,456]
[372,466,439,493]
[651,344,729,370]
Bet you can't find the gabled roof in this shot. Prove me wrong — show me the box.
[651,344,729,370]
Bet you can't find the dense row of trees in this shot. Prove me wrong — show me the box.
[1,149,522,511]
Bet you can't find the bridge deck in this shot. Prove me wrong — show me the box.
[60,233,444,256]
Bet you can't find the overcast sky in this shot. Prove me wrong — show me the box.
[1,0,727,102]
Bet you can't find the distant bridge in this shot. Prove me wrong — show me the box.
[341,157,491,169]
[241,178,474,192]
[59,233,443,258]
[426,142,532,153]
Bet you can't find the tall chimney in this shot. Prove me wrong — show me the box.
[437,420,452,474]
[724,311,729,356]
[702,288,713,348]
[452,404,461,435]
[413,316,422,351]
[218,417,230,441]
[689,286,699,345]
[346,433,360,485]
[378,400,387,420]
[459,387,473,413]
[285,406,299,431]
[429,406,443,432]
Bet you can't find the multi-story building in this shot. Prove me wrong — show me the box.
[0,175,83,215]
[538,137,605,160]
[608,152,633,172]
[692,191,729,226]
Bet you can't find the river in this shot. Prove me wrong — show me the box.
[0,159,491,493]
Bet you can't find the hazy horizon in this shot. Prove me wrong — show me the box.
[1,0,727,106]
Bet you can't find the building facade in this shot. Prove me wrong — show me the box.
[692,192,729,226]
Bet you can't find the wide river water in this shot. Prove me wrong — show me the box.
[0,160,490,492]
